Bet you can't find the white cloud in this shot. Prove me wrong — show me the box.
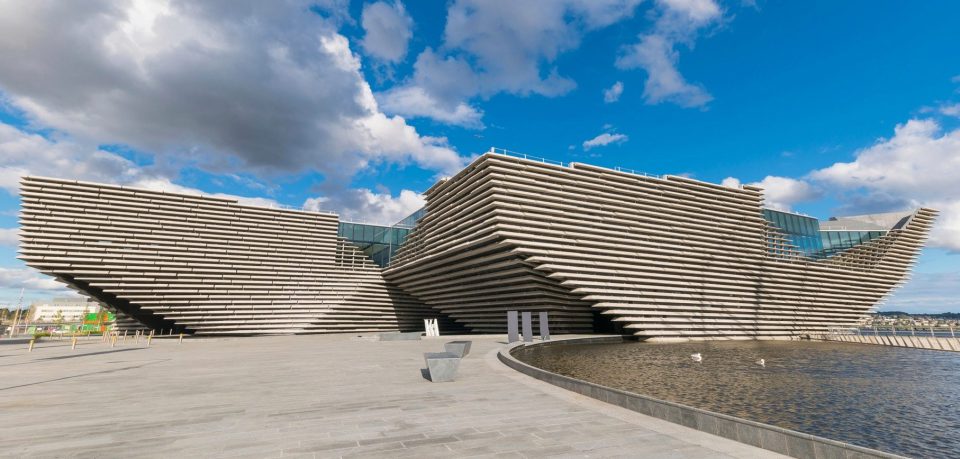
[810,119,960,251]
[810,120,957,203]
[0,227,17,246]
[304,188,424,226]
[0,123,284,208]
[720,175,820,211]
[379,0,643,125]
[721,177,741,188]
[379,86,484,128]
[360,1,414,63]
[0,0,466,180]
[129,177,282,209]
[753,176,820,212]
[939,103,960,117]
[603,81,624,103]
[0,124,142,194]
[0,118,433,241]
[583,132,628,150]
[615,0,721,107]
[0,267,68,292]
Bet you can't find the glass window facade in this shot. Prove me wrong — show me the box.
[338,222,412,268]
[762,209,824,257]
[394,207,427,229]
[762,209,887,259]
[820,230,885,256]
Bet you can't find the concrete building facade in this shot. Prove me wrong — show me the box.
[18,151,937,339]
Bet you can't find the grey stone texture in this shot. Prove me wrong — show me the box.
[521,312,533,343]
[507,310,519,343]
[378,331,422,341]
[423,352,461,382]
[1,334,786,458]
[539,311,550,340]
[443,340,472,358]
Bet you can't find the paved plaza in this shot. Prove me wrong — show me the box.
[0,334,783,458]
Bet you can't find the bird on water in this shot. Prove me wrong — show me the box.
[756,358,765,367]
[691,352,702,362]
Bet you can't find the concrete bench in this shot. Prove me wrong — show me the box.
[378,331,422,341]
[423,352,461,382]
[443,340,472,358]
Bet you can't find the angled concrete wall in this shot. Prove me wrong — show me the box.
[18,176,433,335]
[19,152,937,339]
[386,153,937,340]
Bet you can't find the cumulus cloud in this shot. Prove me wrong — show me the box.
[303,188,424,225]
[0,124,142,194]
[360,1,414,63]
[378,86,484,128]
[720,177,742,188]
[753,176,821,212]
[722,118,960,252]
[721,175,821,211]
[0,123,283,208]
[0,0,466,180]
[616,0,721,107]
[583,132,628,150]
[378,0,643,125]
[810,119,960,251]
[603,81,624,103]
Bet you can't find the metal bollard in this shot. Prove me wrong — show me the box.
[123,330,127,342]
[28,339,35,352]
[111,334,117,348]
[179,333,184,344]
[71,336,77,350]
[146,334,153,347]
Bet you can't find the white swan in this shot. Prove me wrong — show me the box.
[756,358,765,367]
[691,352,702,362]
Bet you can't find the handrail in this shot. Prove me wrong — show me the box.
[487,147,565,167]
[613,165,660,179]
[487,147,662,180]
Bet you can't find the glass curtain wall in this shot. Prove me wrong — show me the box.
[820,230,886,256]
[338,222,411,268]
[762,209,888,259]
[762,209,824,257]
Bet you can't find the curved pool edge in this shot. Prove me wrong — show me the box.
[498,336,906,459]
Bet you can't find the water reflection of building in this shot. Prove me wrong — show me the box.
[18,150,937,339]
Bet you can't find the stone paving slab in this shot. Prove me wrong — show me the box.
[0,335,785,458]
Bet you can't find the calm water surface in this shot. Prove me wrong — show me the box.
[514,341,960,458]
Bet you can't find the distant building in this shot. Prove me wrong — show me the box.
[31,297,100,323]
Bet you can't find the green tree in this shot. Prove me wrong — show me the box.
[53,309,64,327]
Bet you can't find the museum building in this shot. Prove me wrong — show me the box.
[18,150,937,340]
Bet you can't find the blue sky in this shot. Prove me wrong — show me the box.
[0,0,958,312]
